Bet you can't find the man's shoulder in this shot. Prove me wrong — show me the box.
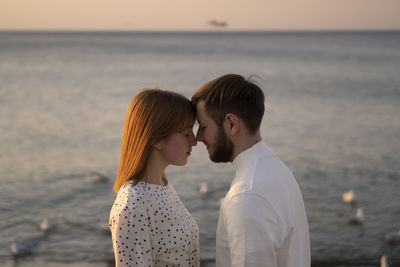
[226,155,300,211]
[221,191,281,228]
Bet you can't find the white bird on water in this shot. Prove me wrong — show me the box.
[91,171,109,183]
[381,255,389,267]
[344,208,364,224]
[10,237,41,257]
[383,230,400,245]
[97,222,111,234]
[10,239,30,257]
[342,190,356,204]
[40,218,52,232]
[199,183,208,195]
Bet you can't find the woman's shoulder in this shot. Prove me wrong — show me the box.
[117,181,146,205]
[110,182,148,222]
[116,180,170,209]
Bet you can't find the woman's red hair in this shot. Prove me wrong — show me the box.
[113,89,195,193]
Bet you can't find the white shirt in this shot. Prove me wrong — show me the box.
[109,181,200,267]
[216,141,310,267]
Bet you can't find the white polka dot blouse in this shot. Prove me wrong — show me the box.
[109,180,200,267]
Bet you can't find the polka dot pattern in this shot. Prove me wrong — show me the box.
[109,181,200,267]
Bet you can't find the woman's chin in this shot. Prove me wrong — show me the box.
[173,158,188,166]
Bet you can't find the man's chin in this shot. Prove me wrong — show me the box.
[207,129,234,163]
[209,152,231,163]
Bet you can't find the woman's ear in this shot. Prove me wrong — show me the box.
[224,113,239,136]
[152,140,163,151]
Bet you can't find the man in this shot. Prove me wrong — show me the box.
[192,74,310,267]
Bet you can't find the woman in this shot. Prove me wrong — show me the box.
[109,89,199,267]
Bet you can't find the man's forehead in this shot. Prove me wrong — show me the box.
[195,113,205,125]
[196,101,217,127]
[196,100,206,111]
[195,101,207,121]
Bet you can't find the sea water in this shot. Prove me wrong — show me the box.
[0,31,399,266]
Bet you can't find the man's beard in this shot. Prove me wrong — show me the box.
[210,128,234,163]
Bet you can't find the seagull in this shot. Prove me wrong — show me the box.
[383,230,400,245]
[11,239,30,257]
[91,171,109,183]
[342,190,356,204]
[207,20,228,28]
[97,222,111,234]
[344,208,364,224]
[381,255,389,267]
[40,218,52,233]
[199,183,208,195]
[10,237,40,257]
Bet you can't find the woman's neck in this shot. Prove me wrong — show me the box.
[143,150,168,186]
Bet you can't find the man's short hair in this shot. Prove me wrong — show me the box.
[192,74,265,134]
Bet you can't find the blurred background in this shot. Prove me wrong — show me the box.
[1,1,400,266]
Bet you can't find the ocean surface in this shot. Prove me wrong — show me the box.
[0,31,399,266]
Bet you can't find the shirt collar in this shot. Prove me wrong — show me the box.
[226,140,275,198]
[232,140,275,175]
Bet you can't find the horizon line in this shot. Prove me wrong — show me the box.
[1,28,400,33]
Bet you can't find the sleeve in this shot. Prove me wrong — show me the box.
[224,193,284,267]
[110,205,154,267]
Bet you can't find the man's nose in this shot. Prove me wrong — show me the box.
[190,132,197,146]
[195,130,203,142]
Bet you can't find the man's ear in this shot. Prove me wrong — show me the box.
[224,113,239,136]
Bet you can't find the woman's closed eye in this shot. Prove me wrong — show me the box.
[184,129,194,137]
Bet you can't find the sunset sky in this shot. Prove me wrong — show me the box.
[1,0,400,31]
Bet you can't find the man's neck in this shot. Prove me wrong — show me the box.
[231,131,262,162]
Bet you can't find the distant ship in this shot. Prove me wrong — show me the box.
[207,20,228,28]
